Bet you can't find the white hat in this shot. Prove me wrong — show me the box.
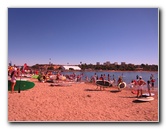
[139,76,142,79]
[14,67,17,71]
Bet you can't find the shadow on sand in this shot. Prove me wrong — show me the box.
[110,90,121,93]
[84,89,101,91]
[132,100,150,103]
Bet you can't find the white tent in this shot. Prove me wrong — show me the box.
[61,65,81,70]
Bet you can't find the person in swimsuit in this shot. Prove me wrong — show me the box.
[147,80,151,96]
[137,76,146,97]
[10,70,17,93]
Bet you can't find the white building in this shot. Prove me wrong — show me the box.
[61,65,81,70]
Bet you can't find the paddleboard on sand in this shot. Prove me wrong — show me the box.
[142,93,155,97]
[8,80,35,91]
[118,82,126,89]
[96,80,112,87]
[136,97,154,102]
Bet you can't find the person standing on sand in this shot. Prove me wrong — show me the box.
[136,76,146,97]
[10,70,17,93]
[150,74,155,90]
[93,73,97,83]
[112,74,116,85]
[130,80,138,94]
[103,74,106,80]
[117,76,123,91]
[107,74,110,81]
[99,74,104,81]
[151,79,155,90]
[147,80,151,96]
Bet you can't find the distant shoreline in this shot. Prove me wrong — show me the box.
[78,70,158,73]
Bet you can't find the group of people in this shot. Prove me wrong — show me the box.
[131,74,155,97]
[90,73,116,83]
[9,65,156,95]
[90,73,156,96]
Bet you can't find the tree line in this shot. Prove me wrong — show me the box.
[78,63,158,71]
[30,63,158,71]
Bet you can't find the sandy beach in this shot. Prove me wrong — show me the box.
[8,78,159,122]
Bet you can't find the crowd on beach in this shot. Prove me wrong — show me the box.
[8,65,158,122]
[8,64,156,98]
[87,72,156,97]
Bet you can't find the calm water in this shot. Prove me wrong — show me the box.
[61,71,159,87]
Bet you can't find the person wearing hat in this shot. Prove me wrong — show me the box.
[136,76,146,97]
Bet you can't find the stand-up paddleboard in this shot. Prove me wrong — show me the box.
[142,93,155,97]
[118,82,126,89]
[136,97,154,102]
[8,80,35,91]
[96,80,112,87]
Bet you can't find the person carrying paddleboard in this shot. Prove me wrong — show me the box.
[136,76,146,97]
[117,76,123,91]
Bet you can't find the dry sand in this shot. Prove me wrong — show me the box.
[8,79,159,122]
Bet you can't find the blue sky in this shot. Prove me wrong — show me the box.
[8,8,158,66]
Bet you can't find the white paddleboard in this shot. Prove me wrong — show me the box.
[96,80,111,86]
[142,93,155,97]
[136,97,154,102]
